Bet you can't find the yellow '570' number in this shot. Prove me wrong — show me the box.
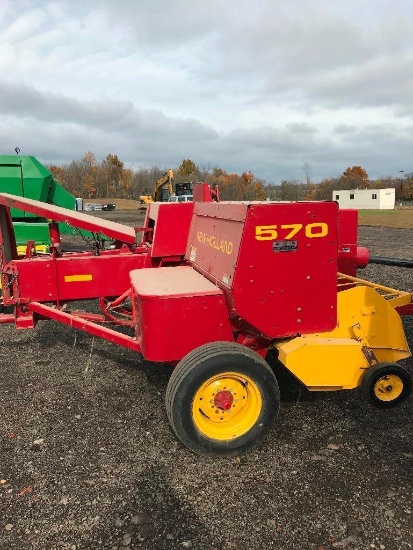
[255,223,328,241]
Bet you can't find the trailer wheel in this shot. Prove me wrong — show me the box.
[165,342,280,456]
[362,363,412,409]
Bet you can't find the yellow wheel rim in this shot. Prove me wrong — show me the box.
[373,374,404,402]
[192,372,262,441]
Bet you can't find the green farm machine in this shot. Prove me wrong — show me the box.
[0,155,78,252]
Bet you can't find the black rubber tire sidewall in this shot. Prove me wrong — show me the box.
[362,363,412,409]
[167,346,280,456]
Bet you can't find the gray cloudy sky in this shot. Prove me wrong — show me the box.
[1,0,413,183]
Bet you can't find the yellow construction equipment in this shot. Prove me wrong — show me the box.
[139,194,154,212]
[138,169,175,212]
[153,169,174,202]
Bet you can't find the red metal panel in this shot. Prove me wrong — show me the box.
[336,209,369,276]
[232,202,338,337]
[337,209,359,276]
[186,202,248,285]
[338,209,358,244]
[193,201,248,221]
[8,252,147,303]
[192,183,211,202]
[185,201,339,337]
[0,204,18,298]
[0,193,137,244]
[145,202,194,258]
[192,182,218,202]
[130,266,234,361]
[0,314,14,324]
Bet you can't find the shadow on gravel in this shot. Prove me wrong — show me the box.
[266,350,317,403]
[106,464,215,548]
[317,372,413,493]
[33,320,173,385]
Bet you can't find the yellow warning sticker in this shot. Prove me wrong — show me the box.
[64,274,93,283]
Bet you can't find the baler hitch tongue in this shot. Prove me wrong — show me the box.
[369,256,413,268]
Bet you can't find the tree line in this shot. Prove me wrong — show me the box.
[48,154,413,202]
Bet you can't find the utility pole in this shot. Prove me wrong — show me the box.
[399,170,404,200]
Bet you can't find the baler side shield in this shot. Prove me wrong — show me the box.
[275,285,410,390]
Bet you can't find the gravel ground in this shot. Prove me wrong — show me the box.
[1,217,412,550]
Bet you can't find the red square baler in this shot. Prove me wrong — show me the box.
[0,192,412,456]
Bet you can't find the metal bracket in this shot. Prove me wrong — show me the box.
[351,322,378,366]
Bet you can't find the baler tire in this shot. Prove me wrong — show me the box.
[362,363,412,409]
[165,342,280,457]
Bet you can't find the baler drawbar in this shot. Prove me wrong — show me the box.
[0,191,412,456]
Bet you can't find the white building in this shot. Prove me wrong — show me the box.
[332,188,395,210]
